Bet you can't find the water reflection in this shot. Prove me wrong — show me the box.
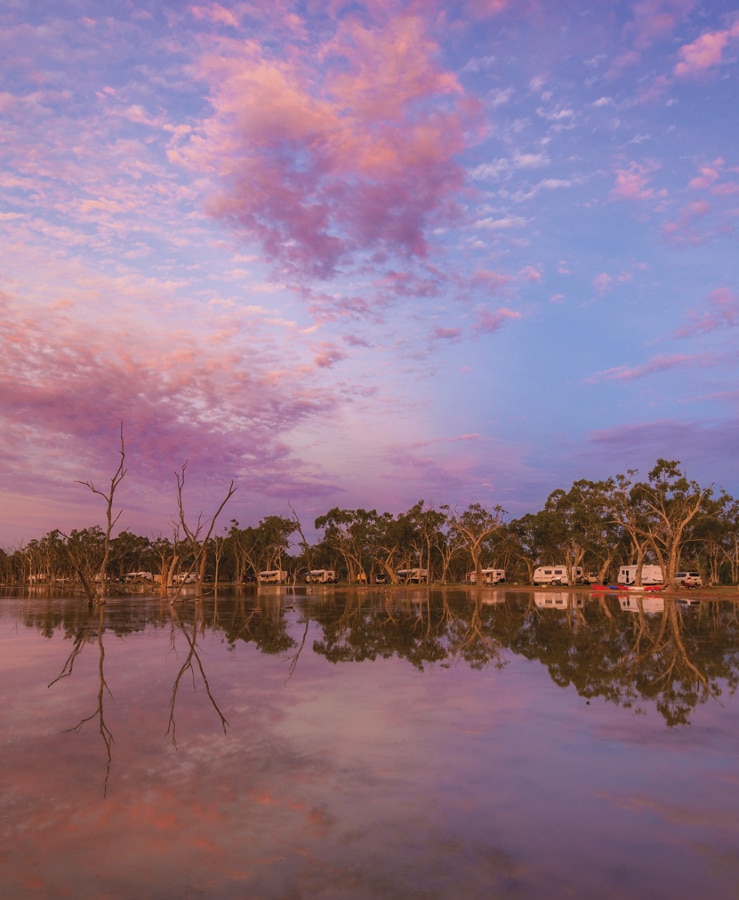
[4,587,739,898]
[22,587,739,733]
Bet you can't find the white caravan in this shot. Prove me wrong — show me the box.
[258,569,287,584]
[467,568,506,585]
[533,566,583,586]
[396,568,429,583]
[617,565,663,586]
[306,569,337,584]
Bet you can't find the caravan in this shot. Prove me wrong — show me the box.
[617,565,663,586]
[533,566,583,586]
[467,568,506,585]
[306,569,337,584]
[258,570,287,584]
[396,568,428,583]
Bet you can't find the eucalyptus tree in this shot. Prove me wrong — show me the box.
[64,526,107,597]
[604,470,660,585]
[688,490,732,584]
[505,513,546,582]
[541,486,591,581]
[109,530,153,580]
[151,535,177,594]
[449,503,504,584]
[314,508,382,582]
[403,501,449,584]
[224,517,292,583]
[548,479,620,582]
[713,493,739,584]
[630,460,712,584]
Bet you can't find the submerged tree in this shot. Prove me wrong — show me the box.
[67,427,127,605]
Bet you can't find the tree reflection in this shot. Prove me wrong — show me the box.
[48,603,114,794]
[30,588,739,741]
[166,602,229,747]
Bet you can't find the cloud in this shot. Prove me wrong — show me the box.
[190,3,241,30]
[432,326,462,341]
[0,290,340,514]
[592,273,613,294]
[178,12,479,279]
[609,161,665,202]
[472,306,521,336]
[586,353,700,383]
[673,287,739,338]
[675,23,739,78]
[661,199,712,244]
[626,0,697,51]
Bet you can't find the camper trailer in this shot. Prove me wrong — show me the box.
[396,568,429,584]
[467,568,506,585]
[532,566,583,586]
[258,569,287,584]
[306,569,337,584]
[617,565,663,586]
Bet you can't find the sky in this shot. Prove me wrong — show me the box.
[1,0,738,547]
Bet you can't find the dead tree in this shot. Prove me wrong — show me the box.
[170,461,235,601]
[73,425,127,605]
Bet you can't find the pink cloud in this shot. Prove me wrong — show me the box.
[312,343,348,368]
[675,24,739,78]
[592,273,613,294]
[432,326,462,341]
[0,290,342,527]
[190,4,241,29]
[626,0,696,51]
[673,287,739,338]
[519,265,542,282]
[462,0,516,20]
[609,161,665,202]
[688,158,723,190]
[661,199,713,245]
[472,306,521,336]
[468,269,511,294]
[587,353,701,383]
[180,12,479,279]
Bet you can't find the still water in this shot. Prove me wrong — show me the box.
[2,587,739,898]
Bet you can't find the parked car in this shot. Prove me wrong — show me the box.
[675,571,702,587]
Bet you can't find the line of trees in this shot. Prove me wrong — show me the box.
[2,459,739,589]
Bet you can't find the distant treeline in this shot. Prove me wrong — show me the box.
[2,459,738,587]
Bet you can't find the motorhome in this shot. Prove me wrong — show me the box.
[617,565,663,586]
[467,568,506,585]
[258,570,287,584]
[396,568,429,584]
[306,569,337,584]
[532,566,583,586]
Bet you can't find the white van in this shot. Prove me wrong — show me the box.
[533,566,583,586]
[618,565,663,585]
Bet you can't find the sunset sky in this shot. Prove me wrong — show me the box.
[2,0,738,546]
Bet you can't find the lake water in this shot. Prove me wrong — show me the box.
[2,587,739,898]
